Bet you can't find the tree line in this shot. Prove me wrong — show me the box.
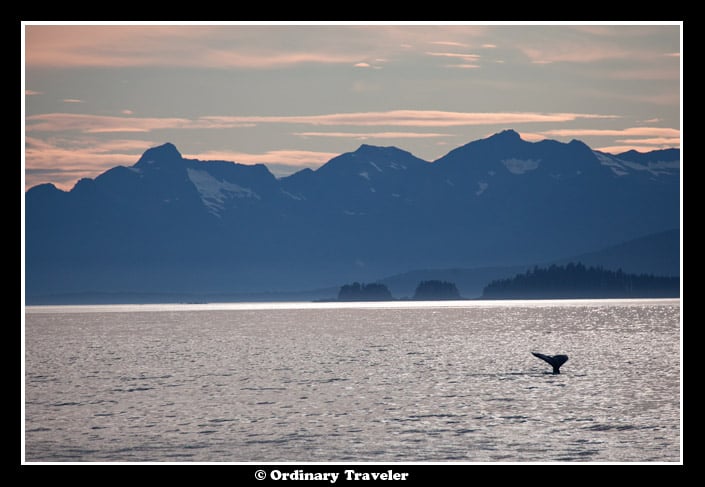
[481,262,679,299]
[337,280,461,301]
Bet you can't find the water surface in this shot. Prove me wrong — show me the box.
[24,299,680,462]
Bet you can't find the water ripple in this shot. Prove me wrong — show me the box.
[25,300,680,462]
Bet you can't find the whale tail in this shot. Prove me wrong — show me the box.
[532,352,569,374]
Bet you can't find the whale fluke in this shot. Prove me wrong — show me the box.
[532,352,569,374]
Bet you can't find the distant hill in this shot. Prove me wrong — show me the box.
[379,265,529,299]
[481,262,679,299]
[337,282,393,301]
[413,280,462,300]
[26,132,679,302]
[553,229,679,277]
[377,229,679,299]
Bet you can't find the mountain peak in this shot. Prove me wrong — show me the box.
[488,129,522,141]
[134,143,183,167]
[354,143,401,154]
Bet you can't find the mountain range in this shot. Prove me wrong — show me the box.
[25,130,680,303]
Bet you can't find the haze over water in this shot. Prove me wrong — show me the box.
[24,299,680,462]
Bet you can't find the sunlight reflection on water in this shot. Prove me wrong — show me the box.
[25,299,680,462]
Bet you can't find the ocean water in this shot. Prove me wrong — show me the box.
[24,299,681,463]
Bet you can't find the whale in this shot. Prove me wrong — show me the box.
[531,352,569,374]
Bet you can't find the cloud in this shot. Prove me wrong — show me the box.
[27,113,190,133]
[445,64,480,69]
[426,51,480,61]
[215,110,617,128]
[542,126,681,154]
[541,127,679,138]
[516,26,677,65]
[19,24,498,70]
[295,131,451,139]
[121,109,134,115]
[354,62,371,68]
[25,113,254,134]
[24,133,339,189]
[596,144,679,154]
[62,98,84,103]
[616,137,681,146]
[430,41,468,47]
[28,110,619,135]
[25,137,338,189]
[521,45,631,64]
[25,136,155,190]
[516,131,546,142]
[638,118,662,124]
[24,25,366,69]
[185,149,338,173]
[25,90,43,96]
[481,43,497,48]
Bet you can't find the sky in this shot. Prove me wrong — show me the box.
[23,22,681,191]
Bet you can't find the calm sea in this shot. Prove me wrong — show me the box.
[24,299,681,463]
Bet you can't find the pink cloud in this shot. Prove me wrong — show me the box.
[25,136,155,190]
[26,113,254,134]
[445,64,480,69]
[596,144,680,154]
[430,41,468,47]
[236,110,615,127]
[295,131,451,139]
[24,25,380,69]
[516,131,546,142]
[616,137,681,146]
[426,51,480,61]
[28,110,618,133]
[25,90,43,96]
[542,127,679,138]
[202,49,360,69]
[521,45,631,64]
[62,98,84,103]
[185,149,338,169]
[24,134,337,190]
[26,113,191,133]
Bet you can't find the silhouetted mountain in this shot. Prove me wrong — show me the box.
[377,229,679,298]
[25,132,680,302]
[553,229,679,277]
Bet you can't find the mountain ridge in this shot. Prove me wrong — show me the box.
[25,131,680,300]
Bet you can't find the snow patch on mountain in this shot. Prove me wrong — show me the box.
[476,181,488,196]
[187,168,260,216]
[620,159,679,176]
[594,152,629,176]
[369,161,383,172]
[359,171,370,180]
[502,158,540,175]
[594,151,679,177]
[388,161,407,170]
[281,190,305,201]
